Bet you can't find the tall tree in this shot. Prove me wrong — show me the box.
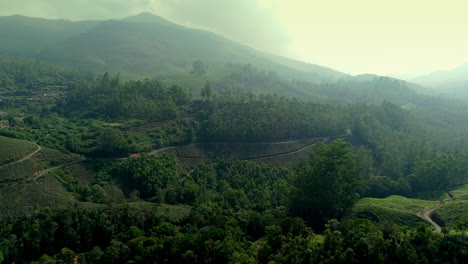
[290,140,361,231]
[200,80,212,100]
[191,60,206,75]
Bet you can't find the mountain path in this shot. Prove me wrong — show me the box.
[416,205,443,232]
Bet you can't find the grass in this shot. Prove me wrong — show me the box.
[0,147,84,218]
[352,195,440,227]
[0,174,77,217]
[0,159,42,182]
[0,135,37,165]
[32,147,82,166]
[0,147,82,183]
[450,183,468,200]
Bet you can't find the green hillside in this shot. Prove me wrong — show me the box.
[0,136,37,165]
[352,195,440,226]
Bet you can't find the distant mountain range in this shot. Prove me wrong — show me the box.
[410,62,468,97]
[0,12,345,82]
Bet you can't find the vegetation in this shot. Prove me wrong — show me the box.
[352,196,440,226]
[290,140,361,230]
[432,184,468,230]
[0,135,36,165]
[0,13,468,262]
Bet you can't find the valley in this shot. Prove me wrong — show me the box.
[0,11,467,264]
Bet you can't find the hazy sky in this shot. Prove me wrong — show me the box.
[1,0,467,76]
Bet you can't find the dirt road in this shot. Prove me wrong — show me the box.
[416,205,443,232]
[416,192,454,232]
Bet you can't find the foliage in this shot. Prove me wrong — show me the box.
[409,152,468,193]
[290,140,361,230]
[0,57,93,91]
[352,196,440,226]
[118,154,181,199]
[0,136,36,165]
[55,74,191,121]
[0,206,467,264]
[198,94,349,142]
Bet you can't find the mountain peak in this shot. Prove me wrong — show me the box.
[135,12,157,17]
[123,12,175,26]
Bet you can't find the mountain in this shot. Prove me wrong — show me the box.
[0,13,433,103]
[0,13,347,82]
[410,62,468,97]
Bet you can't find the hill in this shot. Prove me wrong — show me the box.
[0,136,37,166]
[2,13,441,104]
[410,62,468,98]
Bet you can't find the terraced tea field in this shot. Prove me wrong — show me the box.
[0,136,37,166]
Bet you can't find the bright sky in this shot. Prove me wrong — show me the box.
[271,0,468,76]
[1,0,467,76]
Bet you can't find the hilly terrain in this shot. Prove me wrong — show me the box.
[411,62,468,98]
[0,12,467,264]
[0,12,345,83]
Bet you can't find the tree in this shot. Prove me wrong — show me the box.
[200,81,212,100]
[290,140,361,231]
[191,60,206,75]
[96,127,128,156]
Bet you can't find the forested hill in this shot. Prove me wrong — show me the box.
[0,13,345,82]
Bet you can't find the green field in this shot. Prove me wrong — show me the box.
[352,195,440,226]
[0,136,37,165]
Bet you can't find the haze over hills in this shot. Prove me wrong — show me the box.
[0,12,346,82]
[410,62,468,97]
[0,14,98,58]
